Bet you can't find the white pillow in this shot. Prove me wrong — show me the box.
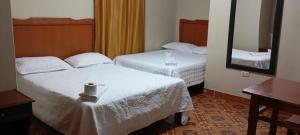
[16,56,72,75]
[162,42,198,52]
[191,47,208,55]
[65,52,113,68]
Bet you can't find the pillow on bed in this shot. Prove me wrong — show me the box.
[162,42,197,52]
[191,47,208,55]
[65,52,113,68]
[16,56,72,75]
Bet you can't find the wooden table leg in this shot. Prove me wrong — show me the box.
[247,96,260,135]
[269,107,279,135]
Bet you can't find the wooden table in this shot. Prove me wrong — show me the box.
[243,78,300,135]
[0,90,34,135]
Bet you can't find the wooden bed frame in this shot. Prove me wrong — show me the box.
[13,18,95,59]
[13,18,207,92]
[13,18,208,58]
[179,19,209,46]
[12,18,207,130]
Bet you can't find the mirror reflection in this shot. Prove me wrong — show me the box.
[231,0,277,70]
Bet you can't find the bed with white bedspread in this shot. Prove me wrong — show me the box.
[17,64,193,135]
[231,49,271,69]
[114,49,207,87]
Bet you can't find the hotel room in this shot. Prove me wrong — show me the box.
[0,0,299,135]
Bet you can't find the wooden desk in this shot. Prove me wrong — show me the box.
[0,90,34,135]
[243,78,300,135]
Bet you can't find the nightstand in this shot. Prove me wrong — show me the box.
[0,90,34,135]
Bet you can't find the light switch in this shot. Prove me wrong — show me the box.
[241,71,250,77]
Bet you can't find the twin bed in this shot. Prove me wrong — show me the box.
[17,63,192,135]
[13,18,208,135]
[115,48,207,87]
[115,19,209,89]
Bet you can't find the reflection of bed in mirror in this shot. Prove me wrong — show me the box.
[226,0,284,74]
[231,49,271,69]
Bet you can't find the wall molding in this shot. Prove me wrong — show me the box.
[205,89,250,105]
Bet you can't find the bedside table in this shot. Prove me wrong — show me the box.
[0,90,34,135]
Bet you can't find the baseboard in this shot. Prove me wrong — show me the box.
[204,89,294,116]
[205,89,250,105]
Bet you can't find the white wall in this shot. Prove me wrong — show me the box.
[10,0,94,19]
[175,0,210,41]
[145,0,177,51]
[206,0,300,98]
[146,0,210,50]
[259,0,275,49]
[276,0,300,82]
[233,0,261,51]
[0,0,16,91]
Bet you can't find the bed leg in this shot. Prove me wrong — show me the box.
[175,112,190,125]
[174,112,183,125]
[187,82,205,96]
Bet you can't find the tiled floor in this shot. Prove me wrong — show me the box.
[30,92,290,135]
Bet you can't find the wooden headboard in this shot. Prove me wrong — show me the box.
[13,18,95,59]
[179,19,209,46]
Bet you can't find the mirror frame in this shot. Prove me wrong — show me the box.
[226,0,284,75]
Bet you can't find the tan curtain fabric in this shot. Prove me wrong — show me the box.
[94,0,145,58]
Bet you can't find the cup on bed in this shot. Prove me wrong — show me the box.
[165,52,177,66]
[84,83,98,96]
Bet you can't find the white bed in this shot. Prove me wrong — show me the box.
[17,64,193,135]
[231,49,271,69]
[114,49,207,87]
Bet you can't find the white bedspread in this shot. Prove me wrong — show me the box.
[17,64,193,135]
[231,49,271,69]
[114,50,207,87]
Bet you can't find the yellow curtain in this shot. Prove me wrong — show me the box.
[94,0,145,58]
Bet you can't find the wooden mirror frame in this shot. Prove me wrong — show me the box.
[226,0,284,75]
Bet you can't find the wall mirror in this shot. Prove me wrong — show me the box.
[226,0,284,75]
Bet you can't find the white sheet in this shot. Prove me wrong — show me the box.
[17,64,193,135]
[114,50,207,87]
[231,49,271,69]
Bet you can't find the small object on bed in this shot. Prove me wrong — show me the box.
[79,83,107,102]
[164,52,177,66]
[84,83,98,96]
[79,93,100,102]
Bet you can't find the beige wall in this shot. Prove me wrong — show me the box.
[206,0,300,98]
[0,0,16,91]
[276,0,300,82]
[175,0,210,41]
[145,0,177,51]
[233,0,261,52]
[259,0,275,49]
[147,0,210,50]
[10,0,94,19]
